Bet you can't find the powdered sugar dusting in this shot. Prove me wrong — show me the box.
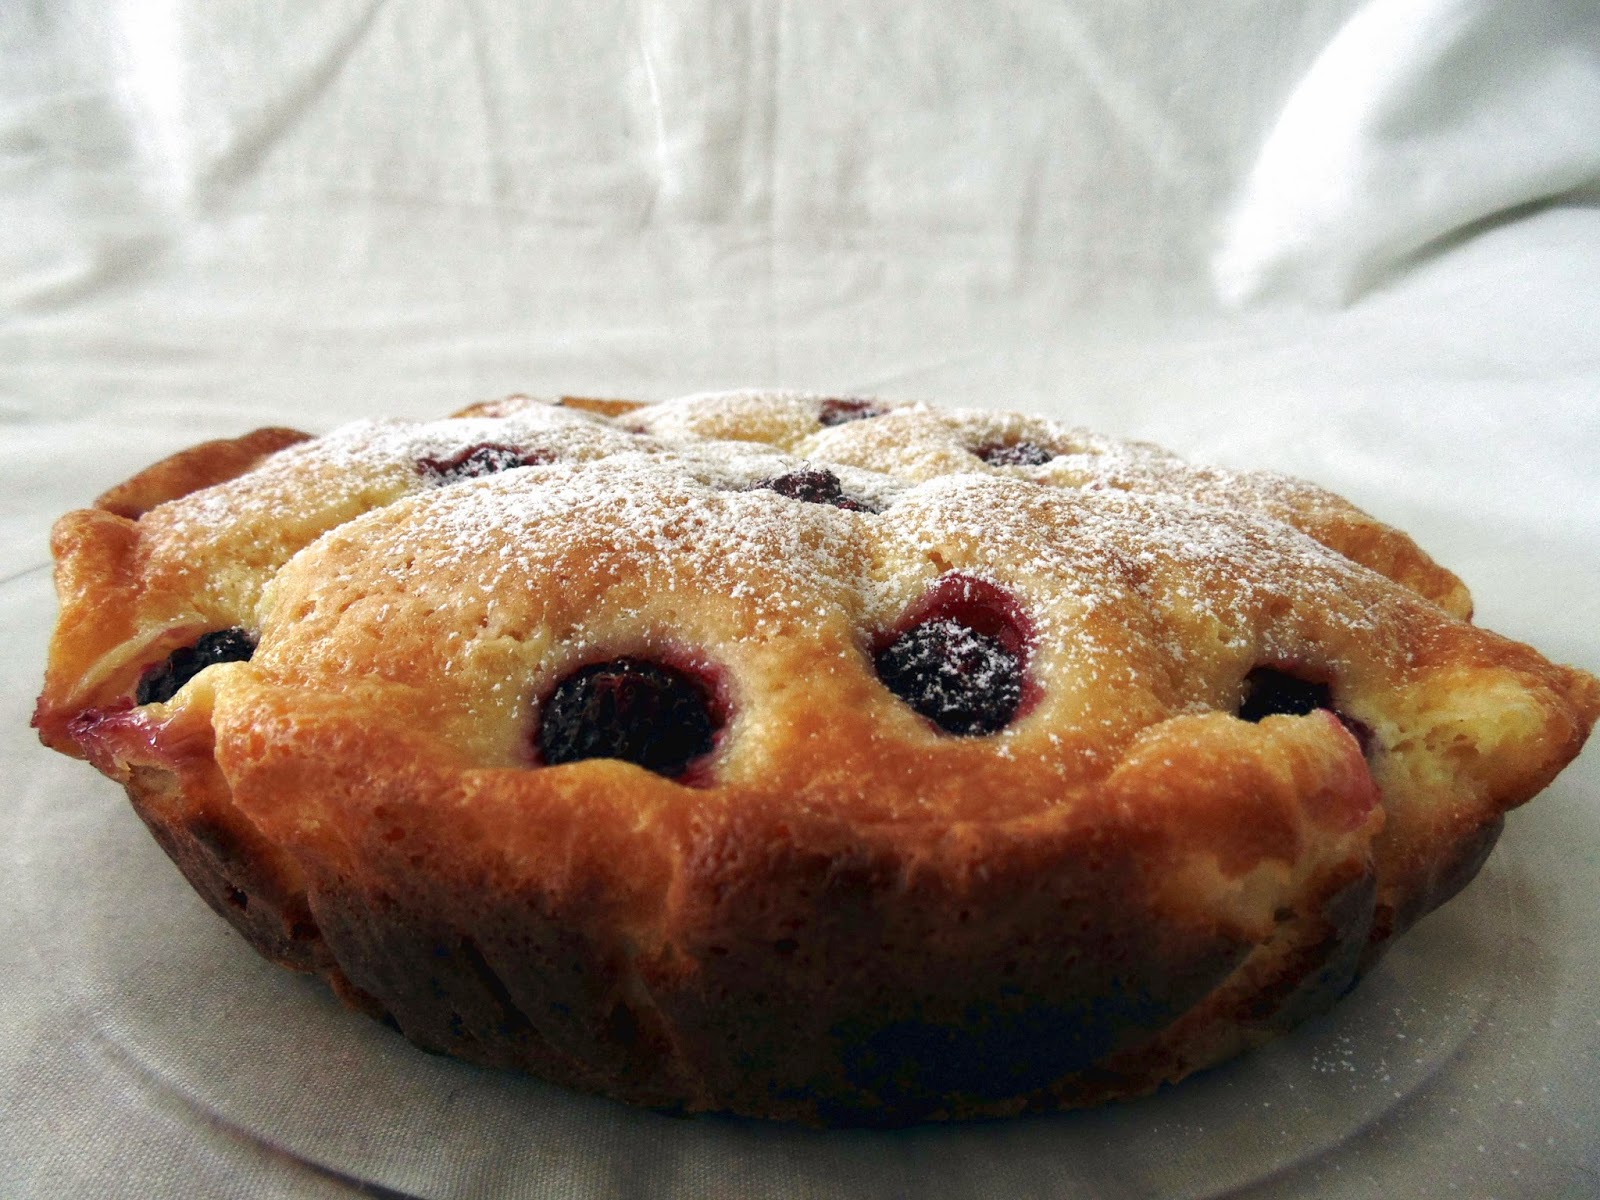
[265,417,1416,761]
[632,389,919,450]
[140,406,659,601]
[125,389,1447,727]
[376,448,877,629]
[862,471,1399,737]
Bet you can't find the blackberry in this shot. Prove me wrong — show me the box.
[818,398,885,427]
[417,443,547,486]
[1237,667,1333,723]
[1238,666,1372,751]
[976,441,1054,467]
[136,628,257,705]
[760,468,873,512]
[538,658,717,778]
[875,618,1023,736]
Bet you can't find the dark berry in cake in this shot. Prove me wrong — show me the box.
[417,443,549,486]
[818,398,886,427]
[976,441,1054,467]
[136,628,257,705]
[538,658,718,777]
[1237,667,1333,722]
[759,468,873,512]
[1237,667,1374,751]
[875,619,1024,736]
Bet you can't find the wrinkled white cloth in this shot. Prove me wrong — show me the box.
[3,3,1599,1198]
[1216,0,1600,304]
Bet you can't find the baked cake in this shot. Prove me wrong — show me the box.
[33,391,1599,1125]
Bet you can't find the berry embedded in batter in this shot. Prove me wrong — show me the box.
[759,468,873,512]
[416,443,549,486]
[976,441,1054,467]
[1237,667,1374,752]
[136,628,258,705]
[875,618,1025,736]
[538,658,719,778]
[1236,667,1333,723]
[818,398,886,427]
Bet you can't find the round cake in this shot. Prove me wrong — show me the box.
[33,391,1599,1125]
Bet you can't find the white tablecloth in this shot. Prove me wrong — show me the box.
[4,2,1598,1195]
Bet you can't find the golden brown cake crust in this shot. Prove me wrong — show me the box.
[95,427,314,520]
[35,391,1598,1124]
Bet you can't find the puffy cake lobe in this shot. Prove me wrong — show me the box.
[34,390,1598,1124]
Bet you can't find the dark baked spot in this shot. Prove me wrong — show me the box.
[818,398,886,427]
[1249,871,1376,1030]
[416,442,550,486]
[976,440,1054,467]
[831,983,1176,1121]
[603,1000,643,1050]
[538,658,718,778]
[1238,666,1372,751]
[136,628,257,705]
[758,468,874,512]
[454,937,537,1041]
[874,576,1030,736]
[1337,712,1375,755]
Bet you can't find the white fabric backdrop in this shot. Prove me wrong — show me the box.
[4,2,1599,1196]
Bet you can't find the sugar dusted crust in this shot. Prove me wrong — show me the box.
[35,391,1599,1124]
